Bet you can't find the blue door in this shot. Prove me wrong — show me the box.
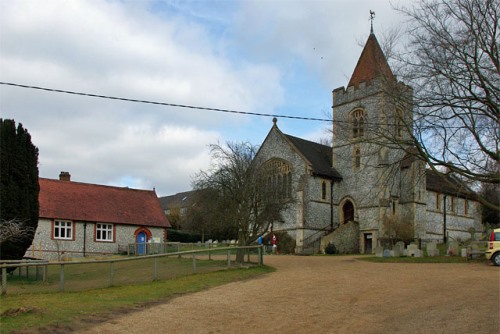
[137,232,147,255]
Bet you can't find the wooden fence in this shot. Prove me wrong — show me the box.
[0,245,264,296]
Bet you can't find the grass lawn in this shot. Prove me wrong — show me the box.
[0,265,274,334]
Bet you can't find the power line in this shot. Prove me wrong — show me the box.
[1,82,495,131]
[0,81,332,123]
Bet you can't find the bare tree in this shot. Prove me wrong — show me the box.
[192,142,290,261]
[384,0,499,210]
[0,219,34,247]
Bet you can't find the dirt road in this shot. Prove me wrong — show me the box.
[77,255,499,334]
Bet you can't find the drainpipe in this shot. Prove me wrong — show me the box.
[83,222,87,257]
[330,179,334,231]
[443,195,447,244]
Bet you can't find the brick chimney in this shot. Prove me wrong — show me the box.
[59,171,71,181]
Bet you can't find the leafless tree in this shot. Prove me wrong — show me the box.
[0,219,34,247]
[192,142,290,261]
[384,0,499,210]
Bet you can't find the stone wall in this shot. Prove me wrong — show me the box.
[25,219,166,260]
[320,221,359,254]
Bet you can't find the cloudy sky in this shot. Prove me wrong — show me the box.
[0,0,407,196]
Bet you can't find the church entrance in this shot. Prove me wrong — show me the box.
[342,200,354,224]
[364,233,373,254]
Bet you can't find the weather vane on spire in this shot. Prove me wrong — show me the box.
[369,10,375,34]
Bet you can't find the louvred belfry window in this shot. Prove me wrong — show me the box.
[350,109,365,139]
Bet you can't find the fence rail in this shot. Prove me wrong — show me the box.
[0,245,264,296]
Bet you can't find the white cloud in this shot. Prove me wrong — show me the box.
[0,0,407,196]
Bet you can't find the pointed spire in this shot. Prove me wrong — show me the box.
[347,32,394,88]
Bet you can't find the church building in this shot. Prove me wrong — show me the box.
[254,31,482,254]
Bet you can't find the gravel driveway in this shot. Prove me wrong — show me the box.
[77,255,499,334]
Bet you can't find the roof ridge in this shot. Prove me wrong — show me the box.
[39,177,154,193]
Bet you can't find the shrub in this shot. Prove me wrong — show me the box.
[324,242,336,255]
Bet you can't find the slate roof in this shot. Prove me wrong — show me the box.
[426,170,475,199]
[284,134,342,180]
[39,178,171,228]
[348,33,395,88]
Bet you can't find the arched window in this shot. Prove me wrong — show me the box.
[321,181,327,200]
[394,109,404,137]
[264,159,292,200]
[350,109,365,139]
[354,148,361,169]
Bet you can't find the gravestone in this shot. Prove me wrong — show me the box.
[383,249,391,258]
[375,246,384,257]
[426,241,439,257]
[447,241,459,256]
[393,242,404,256]
[407,243,421,257]
[390,247,401,257]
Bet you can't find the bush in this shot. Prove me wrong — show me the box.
[263,231,296,254]
[167,229,213,243]
[325,242,336,254]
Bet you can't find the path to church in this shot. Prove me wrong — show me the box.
[77,255,499,334]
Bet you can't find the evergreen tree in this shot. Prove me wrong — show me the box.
[0,119,39,260]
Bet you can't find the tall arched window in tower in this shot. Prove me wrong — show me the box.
[354,148,361,169]
[264,159,292,200]
[394,108,404,137]
[350,109,365,139]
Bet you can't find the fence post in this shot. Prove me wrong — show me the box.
[153,257,158,281]
[60,264,65,292]
[227,249,231,268]
[43,264,47,282]
[177,244,181,259]
[1,267,7,296]
[110,262,115,287]
[258,246,263,266]
[208,243,211,261]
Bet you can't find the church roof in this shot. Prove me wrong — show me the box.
[284,134,342,180]
[348,33,394,88]
[425,169,475,199]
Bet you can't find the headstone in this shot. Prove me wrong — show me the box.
[412,249,423,257]
[375,246,384,257]
[407,243,421,257]
[393,242,404,256]
[383,249,391,258]
[447,241,459,256]
[461,248,467,257]
[391,247,401,257]
[426,241,439,257]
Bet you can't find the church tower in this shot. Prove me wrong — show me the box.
[331,30,417,253]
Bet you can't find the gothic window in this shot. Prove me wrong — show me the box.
[264,159,292,200]
[350,109,365,139]
[394,109,404,137]
[354,148,361,169]
[321,181,327,200]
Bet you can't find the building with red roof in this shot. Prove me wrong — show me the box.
[26,172,171,260]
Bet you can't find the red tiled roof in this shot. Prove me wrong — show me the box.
[348,33,394,88]
[39,178,171,228]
